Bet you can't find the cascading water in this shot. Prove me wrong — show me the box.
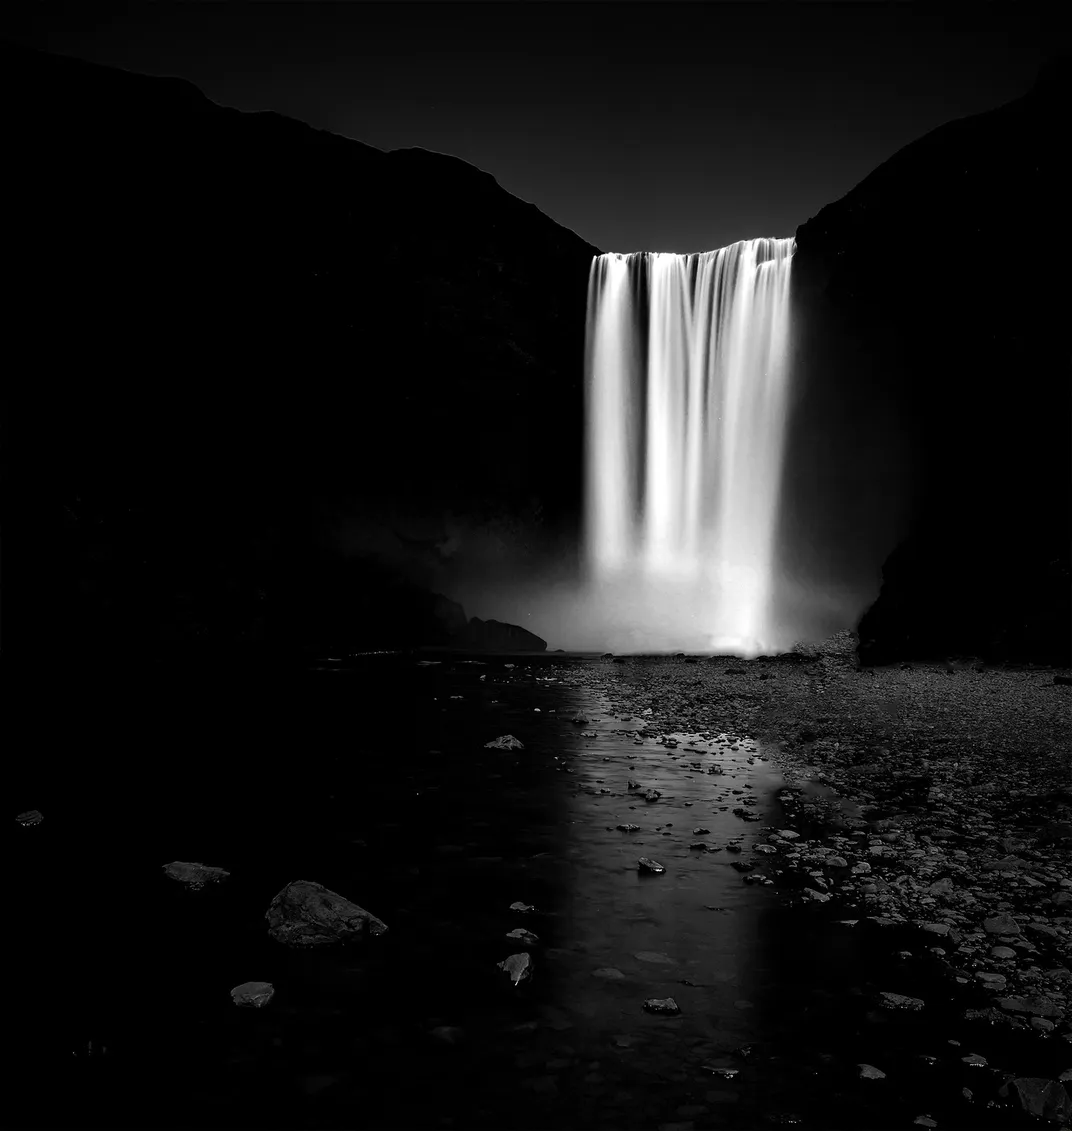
[584,238,795,656]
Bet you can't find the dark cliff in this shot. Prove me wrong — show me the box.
[2,42,599,662]
[790,56,1071,665]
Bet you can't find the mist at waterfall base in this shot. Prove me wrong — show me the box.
[434,236,913,657]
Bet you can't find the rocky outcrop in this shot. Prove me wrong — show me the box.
[455,617,547,652]
[2,41,598,661]
[792,56,1071,665]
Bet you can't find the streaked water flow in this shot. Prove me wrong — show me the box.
[584,239,795,656]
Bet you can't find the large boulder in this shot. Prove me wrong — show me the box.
[265,880,389,947]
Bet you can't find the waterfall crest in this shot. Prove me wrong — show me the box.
[584,238,795,655]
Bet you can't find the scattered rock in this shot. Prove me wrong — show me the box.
[163,861,230,890]
[264,880,388,947]
[643,997,680,1014]
[638,858,666,874]
[996,995,1064,1019]
[879,992,925,1011]
[498,952,534,987]
[230,981,274,1008]
[15,810,43,826]
[983,913,1022,936]
[858,1064,886,1079]
[997,1077,1072,1121]
[505,928,539,946]
[485,734,525,750]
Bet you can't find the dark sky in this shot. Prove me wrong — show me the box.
[2,1,1067,253]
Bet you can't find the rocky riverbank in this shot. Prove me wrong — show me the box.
[551,635,1072,1124]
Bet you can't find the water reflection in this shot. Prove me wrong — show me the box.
[11,652,922,1130]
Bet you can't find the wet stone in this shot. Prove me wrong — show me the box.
[265,880,388,947]
[485,734,525,750]
[617,824,640,831]
[997,995,1063,1018]
[858,1064,886,1079]
[643,997,681,1015]
[230,981,275,1008]
[163,861,231,890]
[879,992,925,1011]
[998,1077,1072,1122]
[505,928,539,946]
[592,967,626,980]
[15,810,43,826]
[638,858,666,874]
[983,913,1022,936]
[498,952,534,987]
[509,902,536,913]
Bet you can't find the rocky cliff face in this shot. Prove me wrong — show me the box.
[2,42,599,659]
[791,56,1071,665]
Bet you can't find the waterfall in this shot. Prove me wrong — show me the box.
[584,238,795,655]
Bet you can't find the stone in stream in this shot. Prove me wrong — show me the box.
[505,928,539,946]
[485,734,525,750]
[689,842,709,851]
[15,810,43,826]
[627,779,641,790]
[638,858,666,874]
[509,901,537,913]
[692,827,710,835]
[879,992,925,1011]
[163,861,230,890]
[644,790,662,802]
[571,715,590,725]
[617,823,641,831]
[858,1064,886,1079]
[265,880,388,947]
[498,952,534,987]
[592,967,626,980]
[643,997,680,1015]
[230,981,275,1008]
[634,951,674,964]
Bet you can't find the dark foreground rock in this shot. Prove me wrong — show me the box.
[265,880,389,947]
